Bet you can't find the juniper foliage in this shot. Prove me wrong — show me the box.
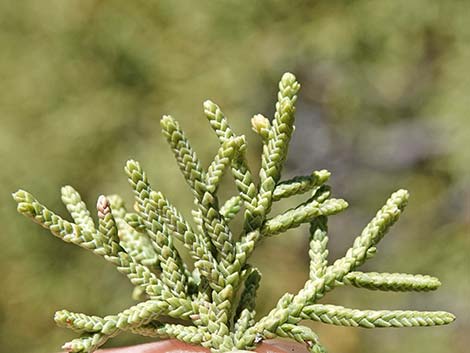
[13,73,454,353]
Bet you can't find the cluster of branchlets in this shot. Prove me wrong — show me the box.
[13,73,455,353]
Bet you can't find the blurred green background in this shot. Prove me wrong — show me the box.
[1,1,468,352]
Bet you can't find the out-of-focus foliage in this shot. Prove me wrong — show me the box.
[0,1,468,353]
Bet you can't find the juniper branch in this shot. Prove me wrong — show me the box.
[342,272,441,292]
[273,170,331,202]
[326,189,409,281]
[301,304,455,328]
[62,333,108,353]
[160,115,206,197]
[273,324,325,353]
[262,198,348,236]
[203,136,247,255]
[125,160,188,297]
[206,136,246,194]
[150,323,208,346]
[256,72,300,228]
[203,100,259,230]
[161,115,233,262]
[61,186,95,231]
[309,216,328,281]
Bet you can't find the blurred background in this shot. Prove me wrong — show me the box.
[1,1,468,352]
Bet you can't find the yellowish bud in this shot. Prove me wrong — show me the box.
[251,114,271,139]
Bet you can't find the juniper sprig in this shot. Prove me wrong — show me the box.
[13,73,454,353]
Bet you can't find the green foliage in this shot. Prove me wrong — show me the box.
[13,74,454,353]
